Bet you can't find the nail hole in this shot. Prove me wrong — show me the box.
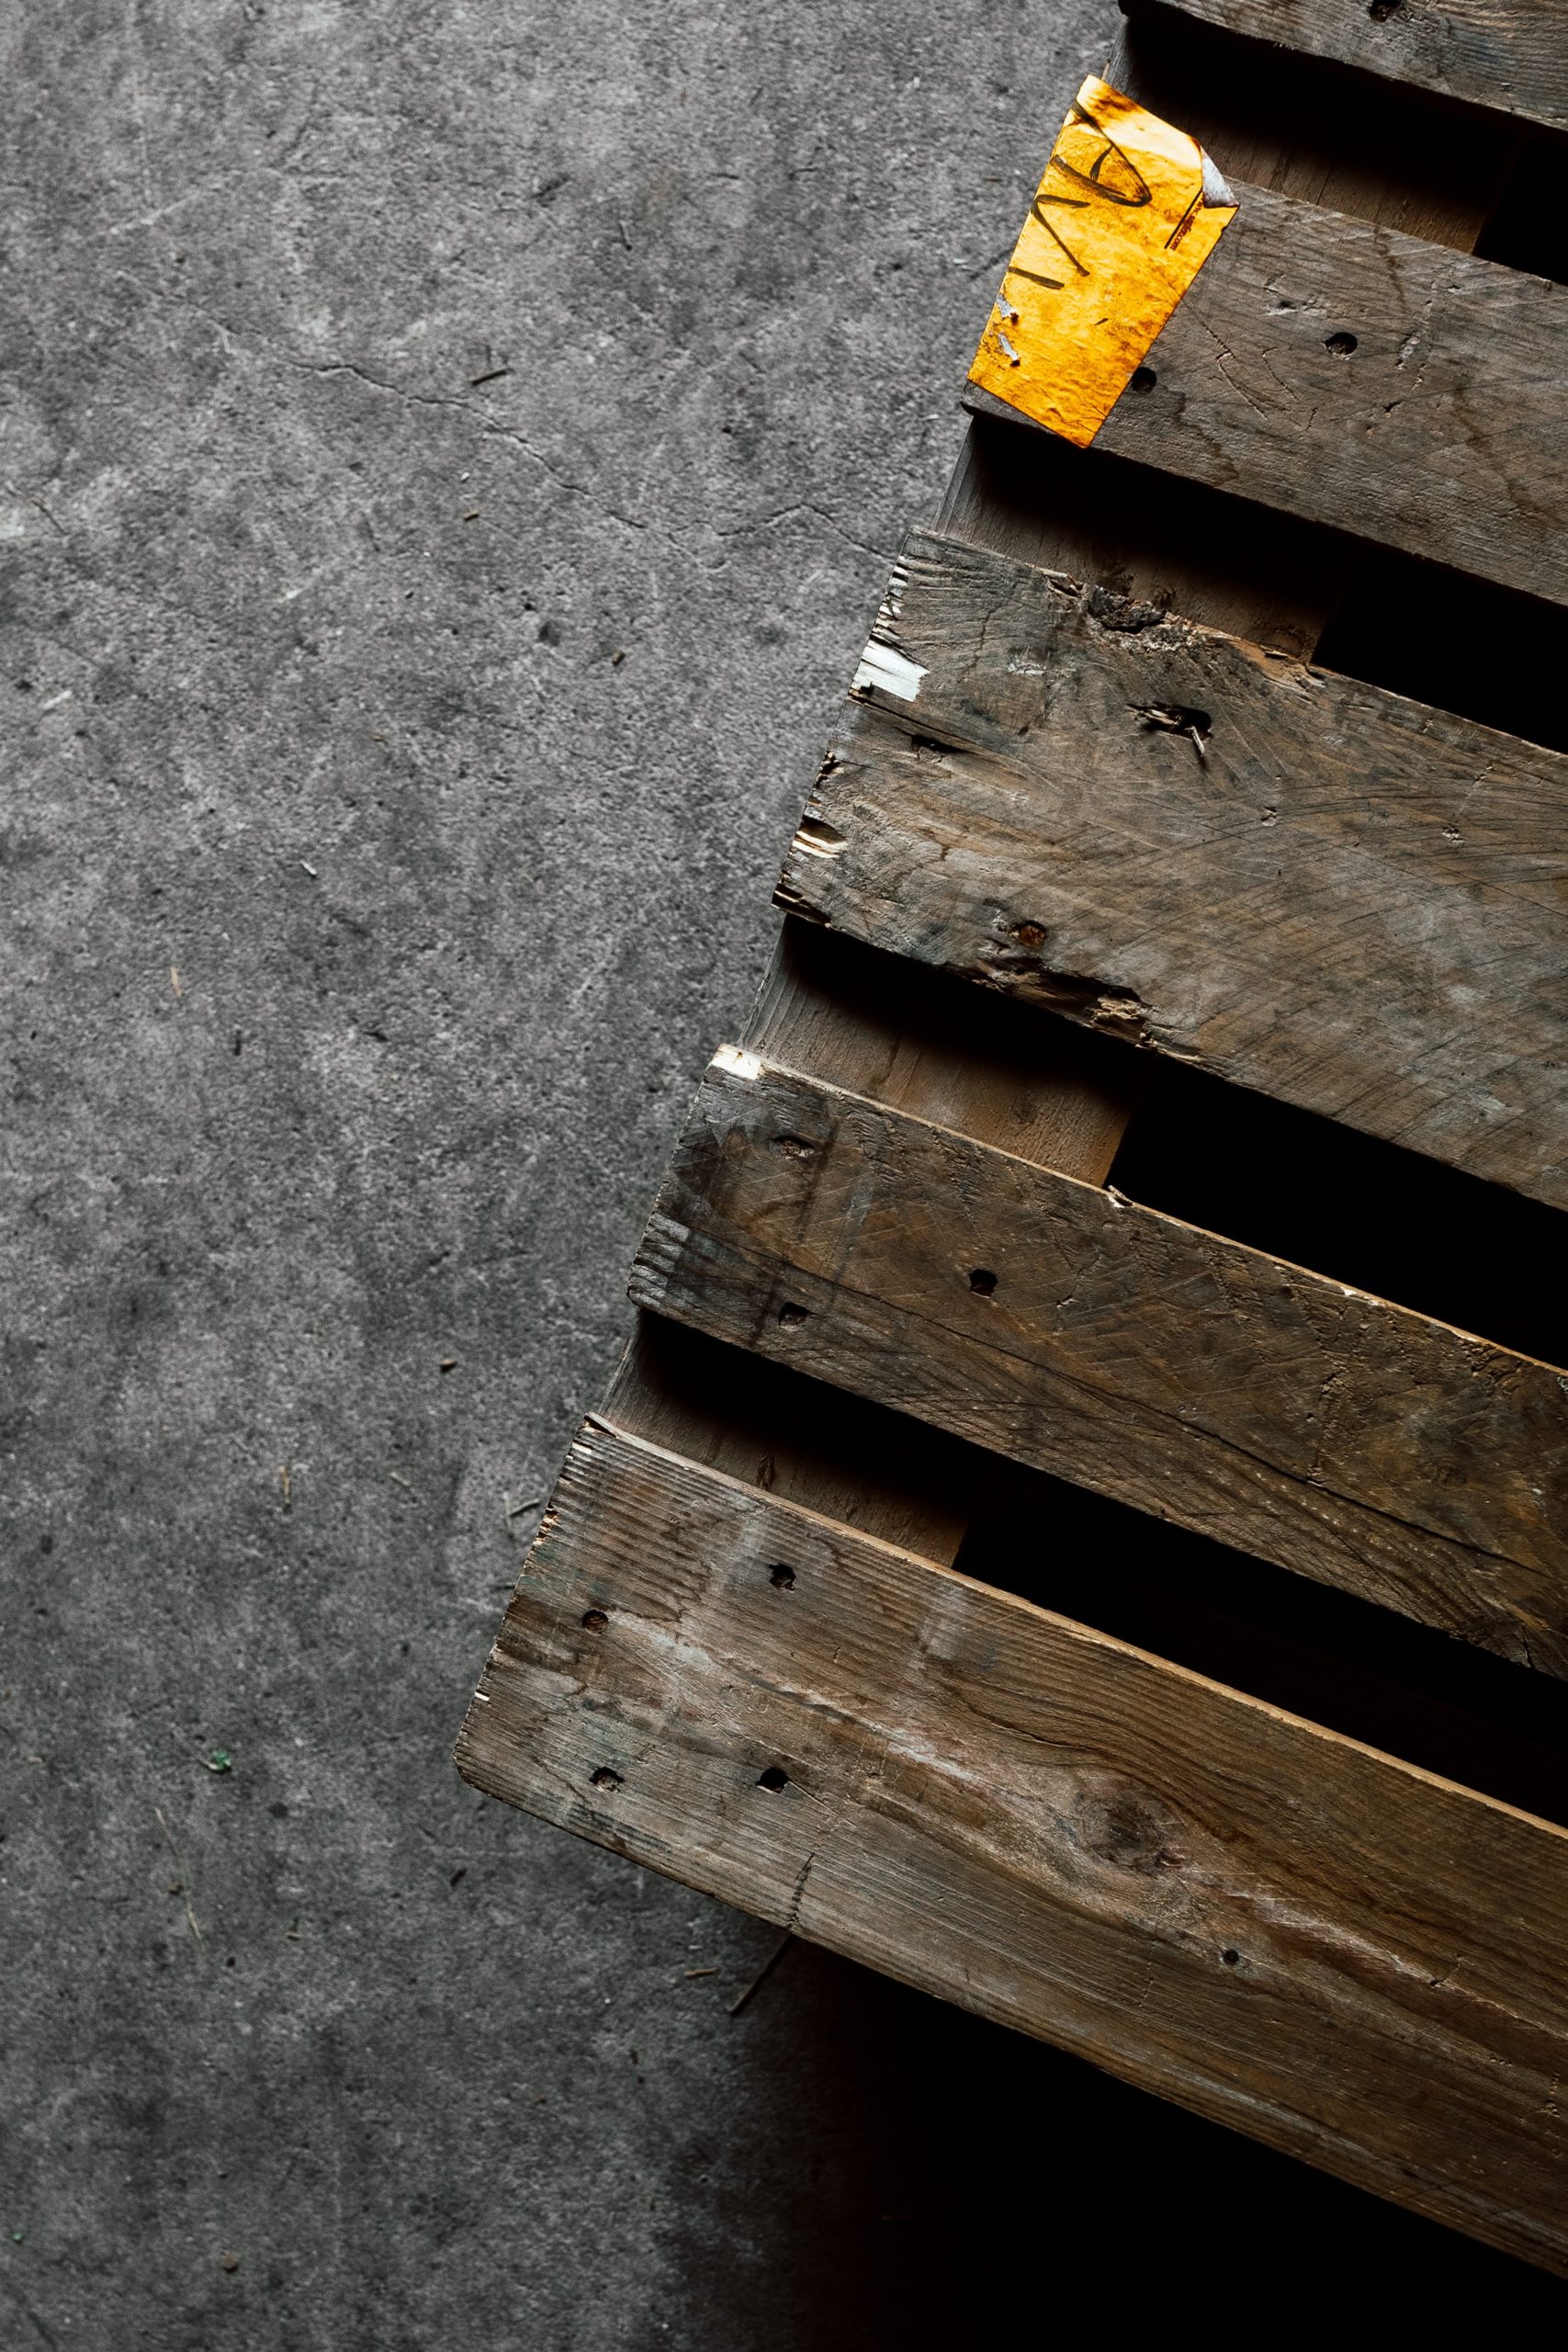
[1129,366,1157,393]
[1325,331,1358,356]
[591,1767,622,1791]
[1011,920,1048,950]
[777,1304,808,1328]
[581,1608,609,1632]
[968,1268,998,1295]
[768,1563,795,1589]
[773,1134,817,1160]
[1222,1947,1240,1967]
[757,1765,789,1792]
[1367,0,1403,19]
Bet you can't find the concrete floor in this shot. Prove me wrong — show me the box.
[6,3,1567,2344]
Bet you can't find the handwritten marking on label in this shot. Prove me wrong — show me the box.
[969,75,1236,448]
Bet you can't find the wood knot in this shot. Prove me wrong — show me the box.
[1071,1790,1184,1873]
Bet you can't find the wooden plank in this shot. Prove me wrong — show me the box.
[938,17,1517,657]
[1109,3,1528,250]
[628,1054,1568,1675]
[1143,0,1568,138]
[457,1416,1568,2276]
[967,177,1568,608]
[778,526,1568,1208]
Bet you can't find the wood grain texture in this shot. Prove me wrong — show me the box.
[779,526,1568,1207]
[1145,0,1568,135]
[936,412,1350,661]
[1109,4,1525,251]
[629,1056,1568,1674]
[746,922,1139,1190]
[457,1416,1568,2275]
[599,1317,982,1565]
[968,178,1568,606]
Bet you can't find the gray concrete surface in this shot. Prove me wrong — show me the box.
[5,4,1565,2345]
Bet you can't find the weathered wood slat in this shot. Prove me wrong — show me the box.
[457,1416,1568,2275]
[779,526,1568,1208]
[1110,5,1529,250]
[968,178,1568,607]
[629,1055,1568,1674]
[1145,0,1568,136]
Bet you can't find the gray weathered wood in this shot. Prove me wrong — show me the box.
[779,526,1568,1207]
[1146,0,1568,136]
[457,1415,1568,2275]
[1108,7,1527,252]
[630,1055,1568,1674]
[969,178,1568,607]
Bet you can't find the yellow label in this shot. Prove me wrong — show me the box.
[969,76,1237,448]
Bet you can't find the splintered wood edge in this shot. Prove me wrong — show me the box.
[457,1415,1568,2275]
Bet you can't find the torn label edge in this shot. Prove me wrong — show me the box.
[1201,153,1235,208]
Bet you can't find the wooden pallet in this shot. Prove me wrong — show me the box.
[458,0,1568,2274]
